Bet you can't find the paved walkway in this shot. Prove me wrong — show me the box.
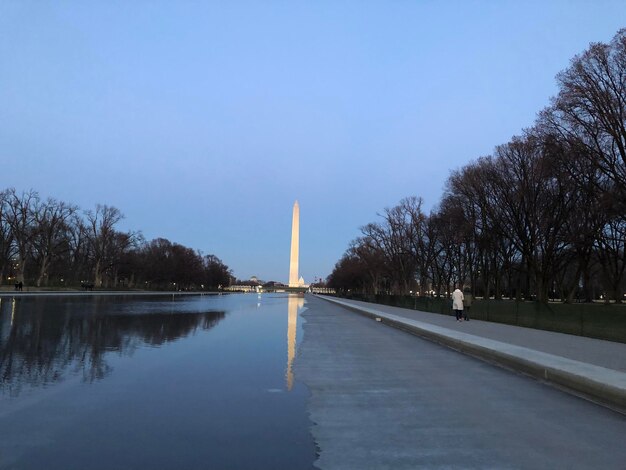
[317,295,626,413]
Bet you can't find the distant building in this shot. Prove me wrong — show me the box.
[223,284,258,293]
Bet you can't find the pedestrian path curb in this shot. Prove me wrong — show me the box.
[319,296,626,414]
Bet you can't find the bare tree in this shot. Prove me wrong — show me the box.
[85,205,124,287]
[64,212,90,284]
[4,189,40,285]
[547,29,626,210]
[595,215,626,303]
[0,190,15,284]
[31,198,78,287]
[491,134,578,302]
[203,254,231,289]
[446,160,507,298]
[349,237,387,294]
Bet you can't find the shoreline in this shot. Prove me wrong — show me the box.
[0,290,226,298]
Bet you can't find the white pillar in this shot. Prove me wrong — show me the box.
[289,201,299,287]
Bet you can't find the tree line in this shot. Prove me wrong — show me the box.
[328,29,626,304]
[0,188,231,290]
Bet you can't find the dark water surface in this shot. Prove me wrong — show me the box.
[0,293,315,470]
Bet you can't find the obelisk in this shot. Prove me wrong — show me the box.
[288,201,299,287]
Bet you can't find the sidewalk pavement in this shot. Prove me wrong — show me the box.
[317,295,626,414]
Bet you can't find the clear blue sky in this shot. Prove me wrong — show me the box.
[1,1,624,283]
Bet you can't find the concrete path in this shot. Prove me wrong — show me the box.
[318,295,626,412]
[297,295,626,469]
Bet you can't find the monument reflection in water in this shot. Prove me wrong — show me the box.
[286,293,305,391]
[0,293,316,470]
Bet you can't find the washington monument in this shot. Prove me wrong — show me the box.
[288,200,302,287]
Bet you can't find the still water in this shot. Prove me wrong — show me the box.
[0,293,316,470]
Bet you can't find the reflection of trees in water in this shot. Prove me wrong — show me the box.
[0,299,225,396]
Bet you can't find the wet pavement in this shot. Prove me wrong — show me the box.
[297,295,626,469]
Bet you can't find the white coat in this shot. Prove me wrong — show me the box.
[452,289,464,310]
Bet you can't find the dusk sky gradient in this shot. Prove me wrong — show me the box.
[2,1,625,283]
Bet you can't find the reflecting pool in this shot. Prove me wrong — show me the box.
[0,293,315,470]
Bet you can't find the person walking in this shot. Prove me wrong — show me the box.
[452,287,464,322]
[463,288,472,321]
